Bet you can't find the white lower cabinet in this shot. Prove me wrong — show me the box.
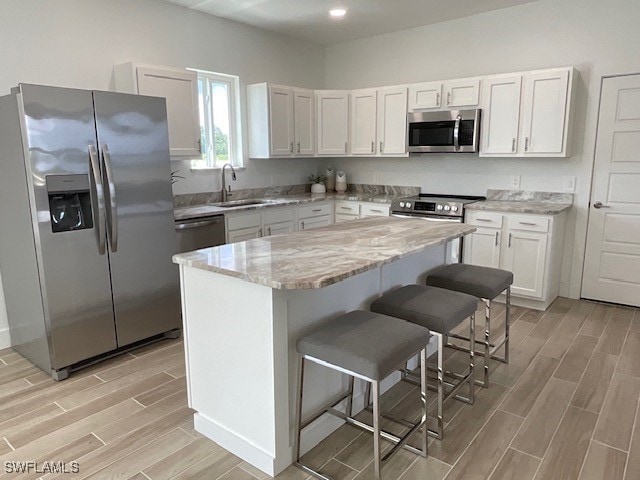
[227,226,263,243]
[464,209,566,310]
[335,213,359,223]
[265,221,294,236]
[299,216,331,230]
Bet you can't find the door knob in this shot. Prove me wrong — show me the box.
[593,201,610,209]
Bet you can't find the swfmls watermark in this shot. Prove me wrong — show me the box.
[3,461,80,474]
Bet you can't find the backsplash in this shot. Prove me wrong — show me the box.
[486,189,574,204]
[173,183,421,207]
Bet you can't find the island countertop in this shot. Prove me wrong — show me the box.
[172,217,475,289]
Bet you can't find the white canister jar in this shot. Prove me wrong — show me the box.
[335,171,347,193]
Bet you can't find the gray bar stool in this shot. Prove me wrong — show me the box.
[426,264,514,388]
[370,285,477,440]
[295,310,431,480]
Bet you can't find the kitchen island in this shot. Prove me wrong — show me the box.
[173,217,475,476]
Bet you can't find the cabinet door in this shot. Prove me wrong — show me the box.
[299,216,331,230]
[335,213,359,223]
[521,70,570,155]
[316,91,349,155]
[136,67,201,157]
[377,87,408,155]
[350,89,377,155]
[265,221,294,236]
[480,75,522,155]
[293,89,314,156]
[502,230,548,298]
[269,86,294,156]
[226,225,263,243]
[463,227,501,268]
[444,79,481,108]
[408,82,443,111]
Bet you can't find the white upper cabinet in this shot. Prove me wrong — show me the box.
[316,91,349,155]
[444,78,481,108]
[480,67,574,157]
[115,63,201,157]
[293,89,315,156]
[247,84,314,158]
[350,89,377,155]
[521,69,570,155]
[480,74,523,155]
[377,87,408,156]
[269,85,294,156]
[408,82,442,111]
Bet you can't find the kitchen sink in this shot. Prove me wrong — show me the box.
[213,199,282,208]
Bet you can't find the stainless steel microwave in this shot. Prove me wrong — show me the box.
[407,109,481,153]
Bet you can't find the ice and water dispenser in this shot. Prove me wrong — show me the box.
[46,175,94,233]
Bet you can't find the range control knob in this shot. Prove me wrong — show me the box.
[405,202,412,209]
[399,202,405,208]
[436,204,444,211]
[444,205,451,211]
[451,205,459,212]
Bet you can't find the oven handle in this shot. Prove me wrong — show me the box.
[453,115,461,151]
[391,213,462,223]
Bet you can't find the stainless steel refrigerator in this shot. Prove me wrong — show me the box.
[0,84,181,380]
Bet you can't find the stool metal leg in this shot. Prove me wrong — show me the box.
[505,287,511,364]
[436,332,444,440]
[469,313,475,404]
[483,299,491,388]
[372,381,382,480]
[420,348,428,457]
[294,356,305,465]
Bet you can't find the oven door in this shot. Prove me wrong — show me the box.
[391,213,463,263]
[407,109,480,153]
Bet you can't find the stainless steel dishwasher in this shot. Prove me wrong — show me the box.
[175,215,226,253]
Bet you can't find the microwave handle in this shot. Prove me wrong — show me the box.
[453,115,461,151]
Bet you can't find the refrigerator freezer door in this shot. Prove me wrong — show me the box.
[93,91,180,346]
[19,84,117,369]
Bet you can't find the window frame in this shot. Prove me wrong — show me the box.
[191,69,243,169]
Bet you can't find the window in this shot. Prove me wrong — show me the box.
[192,70,242,168]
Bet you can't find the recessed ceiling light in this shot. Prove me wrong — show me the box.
[329,8,347,18]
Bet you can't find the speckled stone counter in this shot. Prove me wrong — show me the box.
[466,189,573,215]
[173,217,474,289]
[174,192,400,221]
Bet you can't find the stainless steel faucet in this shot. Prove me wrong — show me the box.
[221,163,237,202]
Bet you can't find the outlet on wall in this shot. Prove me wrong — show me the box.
[372,172,382,183]
[563,176,576,192]
[510,175,521,189]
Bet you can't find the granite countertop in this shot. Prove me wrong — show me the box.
[466,189,573,215]
[466,200,572,215]
[172,217,475,289]
[174,193,398,222]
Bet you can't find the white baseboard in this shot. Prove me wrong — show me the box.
[0,328,10,349]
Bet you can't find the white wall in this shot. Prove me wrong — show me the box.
[0,0,326,347]
[323,0,640,298]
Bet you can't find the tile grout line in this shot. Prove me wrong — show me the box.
[54,401,67,412]
[3,436,15,450]
[91,431,107,445]
[591,438,630,454]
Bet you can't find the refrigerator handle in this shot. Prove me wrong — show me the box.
[101,144,118,253]
[88,145,107,255]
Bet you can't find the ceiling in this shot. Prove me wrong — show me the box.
[164,0,539,45]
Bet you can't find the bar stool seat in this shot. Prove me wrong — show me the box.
[371,285,477,440]
[295,310,431,480]
[297,310,432,381]
[426,263,514,388]
[370,284,477,333]
[426,264,513,300]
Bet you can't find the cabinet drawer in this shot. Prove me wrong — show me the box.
[298,203,332,219]
[361,204,390,217]
[507,215,550,233]
[465,211,503,228]
[335,201,360,215]
[335,213,359,223]
[226,212,262,231]
[263,207,294,225]
[299,215,331,230]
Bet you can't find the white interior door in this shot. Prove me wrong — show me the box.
[583,74,640,307]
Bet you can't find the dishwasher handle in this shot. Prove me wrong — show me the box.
[175,217,224,231]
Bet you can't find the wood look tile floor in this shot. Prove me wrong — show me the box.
[1,298,639,479]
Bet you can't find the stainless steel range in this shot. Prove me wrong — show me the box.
[391,194,485,262]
